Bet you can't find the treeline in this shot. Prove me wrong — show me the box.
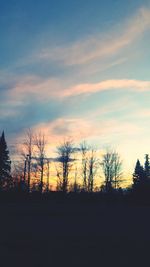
[132,155,150,196]
[1,130,150,202]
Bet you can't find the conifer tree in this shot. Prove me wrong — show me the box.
[0,131,11,189]
[133,159,144,186]
[144,154,150,179]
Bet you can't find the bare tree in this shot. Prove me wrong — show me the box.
[69,162,80,193]
[11,161,27,191]
[80,141,89,191]
[113,152,123,189]
[34,132,47,193]
[87,148,98,192]
[56,139,74,192]
[46,159,50,192]
[22,129,34,192]
[101,149,122,192]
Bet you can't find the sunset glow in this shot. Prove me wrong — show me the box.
[1,0,150,188]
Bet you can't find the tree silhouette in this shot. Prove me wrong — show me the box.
[133,155,150,194]
[12,161,27,192]
[133,159,145,187]
[87,148,98,192]
[34,132,47,194]
[56,139,74,192]
[0,131,11,190]
[80,141,89,191]
[101,150,122,192]
[22,129,34,193]
[144,154,150,180]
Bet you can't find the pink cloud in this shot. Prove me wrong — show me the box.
[134,109,150,118]
[61,79,150,97]
[6,76,150,105]
[28,116,141,150]
[7,76,63,103]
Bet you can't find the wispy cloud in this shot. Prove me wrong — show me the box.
[6,76,62,103]
[133,108,150,119]
[37,7,150,66]
[4,77,150,106]
[30,115,141,147]
[61,79,150,98]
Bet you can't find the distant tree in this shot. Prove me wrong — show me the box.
[22,129,34,192]
[144,154,150,179]
[56,139,74,192]
[133,159,145,187]
[72,180,80,193]
[132,156,150,194]
[69,179,80,193]
[34,132,47,194]
[101,150,122,192]
[113,152,123,189]
[70,164,80,193]
[80,141,89,191]
[11,162,27,192]
[87,148,98,192]
[0,131,11,189]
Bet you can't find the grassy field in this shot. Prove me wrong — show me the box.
[0,198,150,266]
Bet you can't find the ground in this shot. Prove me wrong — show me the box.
[0,198,150,267]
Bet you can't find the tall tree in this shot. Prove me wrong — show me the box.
[133,159,145,187]
[56,139,74,192]
[101,150,122,192]
[22,129,34,192]
[34,133,47,194]
[87,149,98,192]
[144,154,150,179]
[133,156,150,193]
[0,131,11,189]
[112,152,122,189]
[80,141,89,191]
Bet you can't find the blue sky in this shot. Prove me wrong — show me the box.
[1,0,150,179]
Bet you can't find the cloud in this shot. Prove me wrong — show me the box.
[6,76,63,104]
[133,108,150,119]
[61,79,150,98]
[37,7,150,66]
[32,118,95,144]
[30,115,141,148]
[4,76,150,106]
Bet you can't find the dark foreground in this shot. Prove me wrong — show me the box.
[0,197,150,267]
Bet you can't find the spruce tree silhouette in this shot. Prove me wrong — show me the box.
[133,159,145,187]
[144,154,150,180]
[133,156,150,199]
[0,131,11,189]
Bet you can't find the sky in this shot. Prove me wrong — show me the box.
[1,0,150,182]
